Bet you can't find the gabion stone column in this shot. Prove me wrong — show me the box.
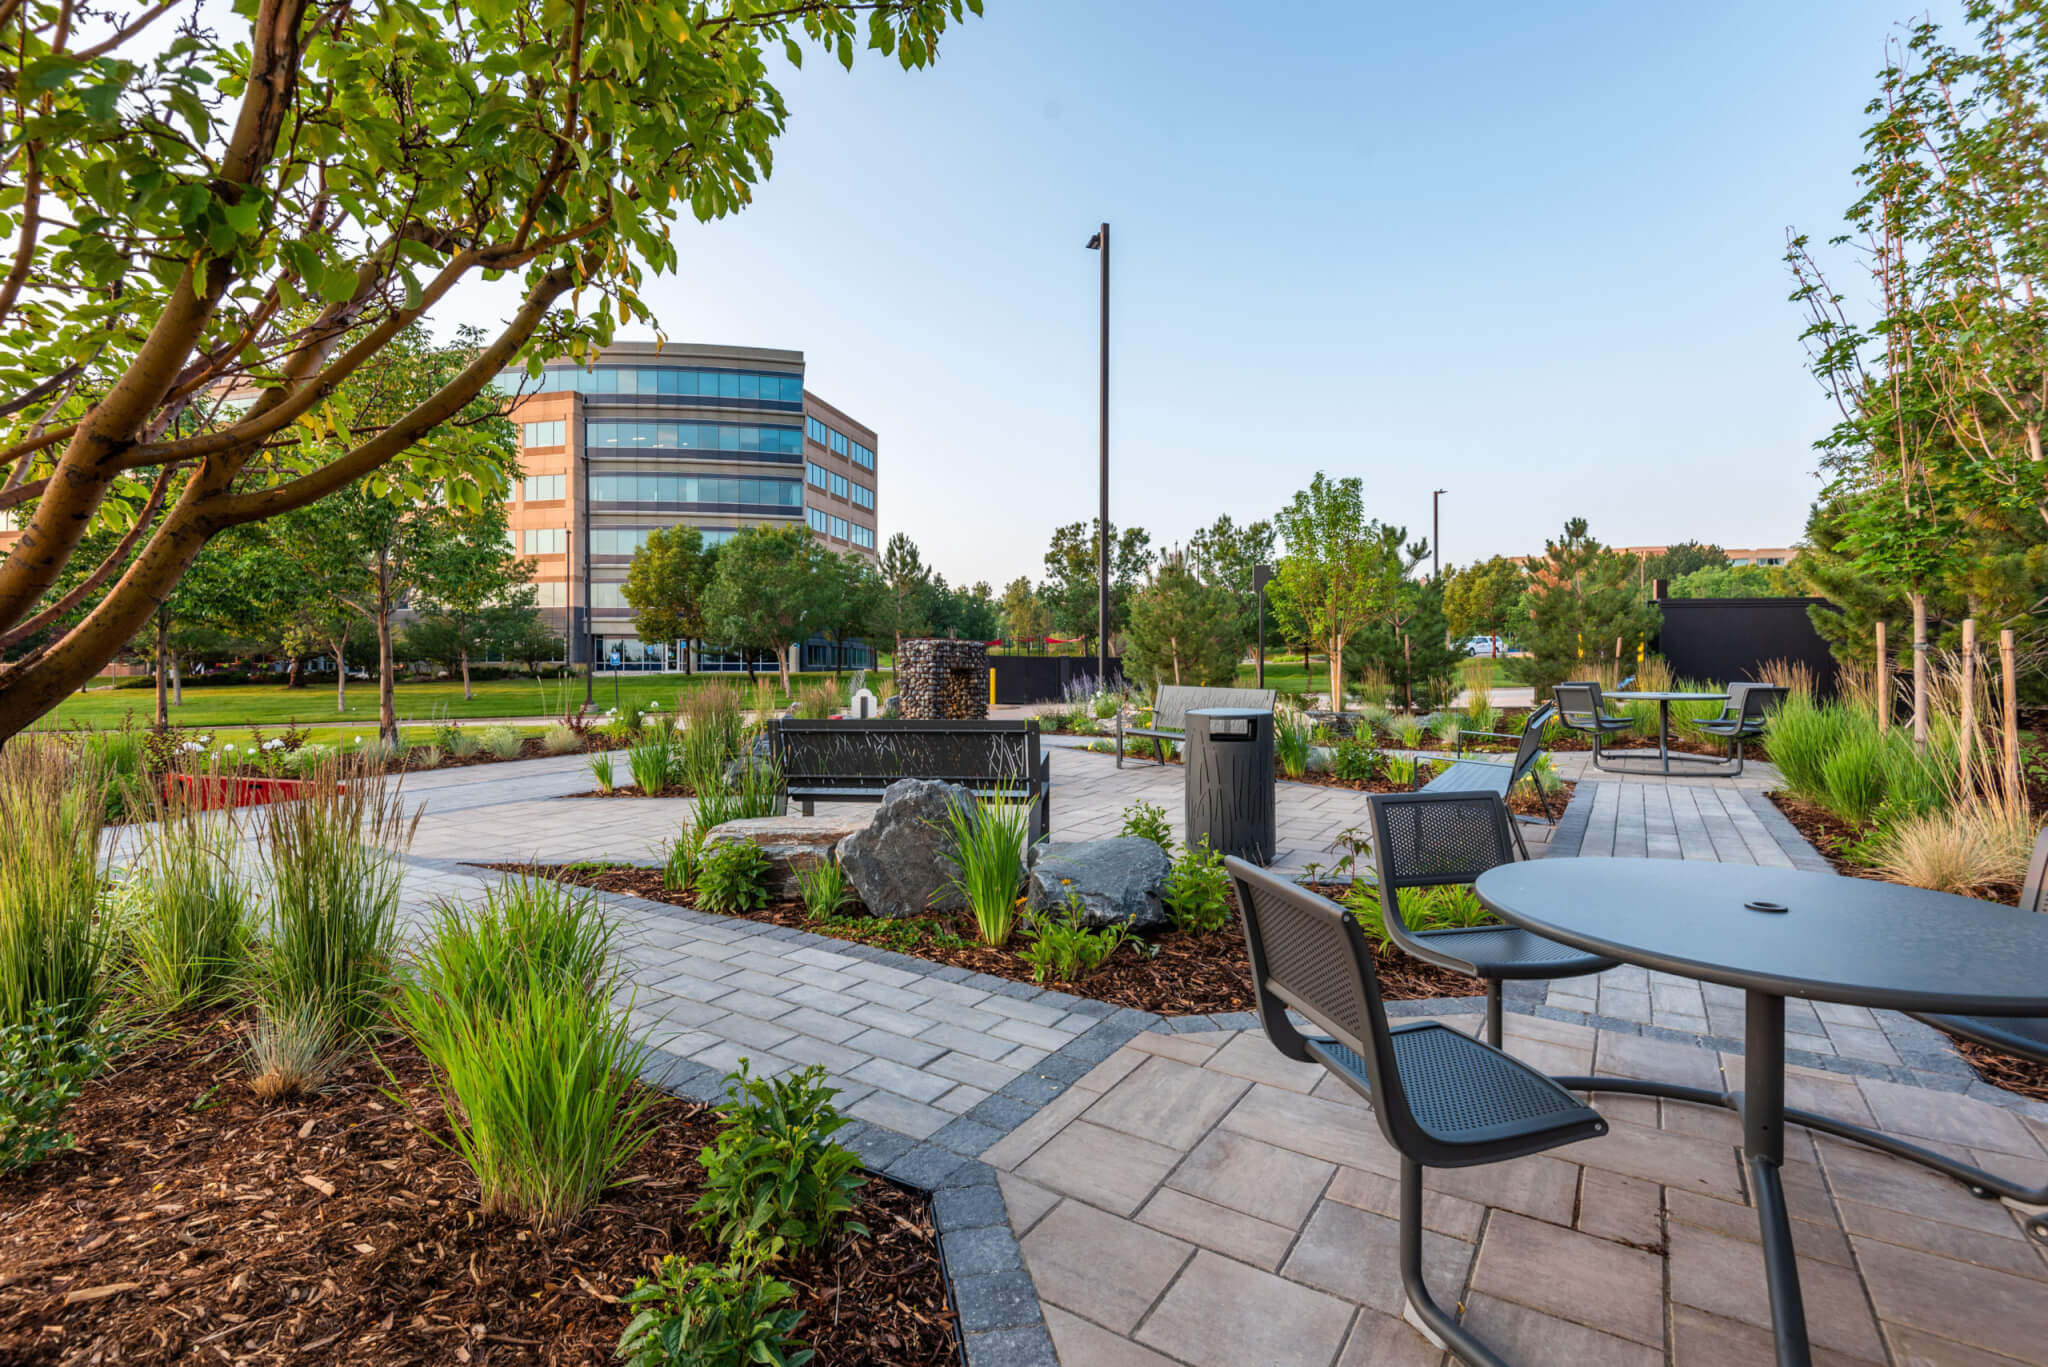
[897,639,990,720]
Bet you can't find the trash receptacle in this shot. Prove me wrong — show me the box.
[1185,707,1276,865]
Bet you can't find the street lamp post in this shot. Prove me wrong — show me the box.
[1086,222,1110,691]
[1431,488,1446,581]
[1253,563,1274,690]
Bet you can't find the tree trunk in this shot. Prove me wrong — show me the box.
[332,638,349,714]
[287,655,304,689]
[153,607,170,731]
[377,553,397,747]
[1910,592,1929,755]
[171,656,182,707]
[460,649,472,701]
[1327,635,1346,714]
[778,642,794,699]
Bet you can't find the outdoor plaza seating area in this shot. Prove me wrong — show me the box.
[289,737,2048,1366]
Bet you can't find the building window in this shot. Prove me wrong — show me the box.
[807,462,829,490]
[850,482,874,510]
[808,507,829,534]
[533,581,567,608]
[828,428,849,457]
[591,582,629,610]
[584,420,801,457]
[849,523,874,549]
[523,473,565,501]
[587,474,803,508]
[829,472,849,499]
[516,366,802,406]
[850,440,874,470]
[829,515,849,541]
[522,419,565,447]
[524,527,567,555]
[806,416,830,445]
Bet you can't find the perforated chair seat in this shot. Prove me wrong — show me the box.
[1308,1025,1604,1161]
[1914,1011,2048,1062]
[1408,924,1618,981]
[1694,716,1769,738]
[1560,711,1633,733]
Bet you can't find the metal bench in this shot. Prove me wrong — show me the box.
[1115,684,1277,767]
[771,718,1051,842]
[1417,701,1558,822]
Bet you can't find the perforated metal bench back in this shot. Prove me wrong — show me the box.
[1151,685,1278,731]
[775,720,1038,790]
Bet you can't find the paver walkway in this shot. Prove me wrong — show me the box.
[137,744,2048,1366]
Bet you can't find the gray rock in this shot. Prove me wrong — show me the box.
[700,815,870,900]
[1024,837,1171,931]
[1302,709,1362,739]
[881,694,903,718]
[837,778,972,919]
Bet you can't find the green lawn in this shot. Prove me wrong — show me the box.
[33,670,869,734]
[1230,654,1515,697]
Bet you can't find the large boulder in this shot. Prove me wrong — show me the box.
[836,778,973,920]
[700,815,869,901]
[1025,837,1171,932]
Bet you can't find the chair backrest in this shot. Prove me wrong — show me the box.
[1739,683,1786,720]
[1152,685,1278,731]
[1224,855,1432,1159]
[1364,790,1523,963]
[1508,701,1556,786]
[2023,827,2048,915]
[1552,681,1605,726]
[772,718,1039,788]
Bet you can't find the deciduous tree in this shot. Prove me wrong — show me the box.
[621,526,718,667]
[702,526,841,695]
[1041,520,1153,656]
[1267,473,1410,712]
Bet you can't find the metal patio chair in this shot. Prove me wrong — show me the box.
[1430,700,1560,823]
[1553,680,1634,771]
[1901,829,2048,1245]
[1688,682,1785,777]
[1366,790,1618,1046]
[1226,856,1609,1365]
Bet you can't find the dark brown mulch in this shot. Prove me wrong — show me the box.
[1762,790,1869,880]
[561,786,698,801]
[0,1014,955,1367]
[485,864,1483,1015]
[1951,1038,2048,1105]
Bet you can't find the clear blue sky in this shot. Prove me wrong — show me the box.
[463,0,1960,588]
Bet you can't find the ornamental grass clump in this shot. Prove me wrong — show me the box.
[627,733,679,794]
[796,858,851,921]
[125,794,253,1014]
[0,741,111,1035]
[250,760,416,1095]
[397,894,653,1232]
[938,790,1035,946]
[1872,795,2034,897]
[1273,708,1313,781]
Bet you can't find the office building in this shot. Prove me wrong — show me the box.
[502,342,880,671]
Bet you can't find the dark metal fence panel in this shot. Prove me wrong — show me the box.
[1651,596,1841,697]
[989,655,1125,705]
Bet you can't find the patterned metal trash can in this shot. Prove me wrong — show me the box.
[1184,707,1275,865]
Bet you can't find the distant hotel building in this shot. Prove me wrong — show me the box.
[502,342,879,672]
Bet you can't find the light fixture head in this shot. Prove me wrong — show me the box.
[1085,232,1102,250]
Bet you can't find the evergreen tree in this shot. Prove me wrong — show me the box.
[879,532,932,654]
[1123,553,1250,690]
[1346,577,1462,710]
[1505,519,1662,695]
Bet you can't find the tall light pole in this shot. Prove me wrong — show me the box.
[1253,563,1274,689]
[1086,223,1110,689]
[1431,488,1446,581]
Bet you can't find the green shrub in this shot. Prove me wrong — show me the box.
[1390,715,1426,750]
[939,791,1034,946]
[1273,710,1313,781]
[398,935,654,1231]
[1821,730,1889,826]
[125,796,253,1013]
[76,728,145,822]
[0,1005,108,1175]
[617,1251,811,1367]
[665,826,707,893]
[1163,837,1232,933]
[795,858,851,921]
[1117,800,1172,852]
[254,760,416,1057]
[1345,882,1493,945]
[0,742,111,1035]
[478,725,526,761]
[692,1063,865,1255]
[1330,734,1382,784]
[1019,895,1131,983]
[1383,754,1422,787]
[696,841,773,914]
[628,735,678,794]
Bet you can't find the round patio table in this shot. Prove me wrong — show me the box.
[1603,689,1728,774]
[1474,858,2048,1367]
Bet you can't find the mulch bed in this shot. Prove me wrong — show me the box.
[561,785,698,800]
[0,1013,955,1367]
[1761,791,1869,880]
[486,863,1483,1015]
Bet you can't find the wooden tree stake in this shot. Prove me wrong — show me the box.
[1875,621,1889,734]
[2002,628,2020,801]
[1958,619,1976,798]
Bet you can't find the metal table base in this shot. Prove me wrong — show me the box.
[1592,694,1744,777]
[1555,989,2047,1367]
